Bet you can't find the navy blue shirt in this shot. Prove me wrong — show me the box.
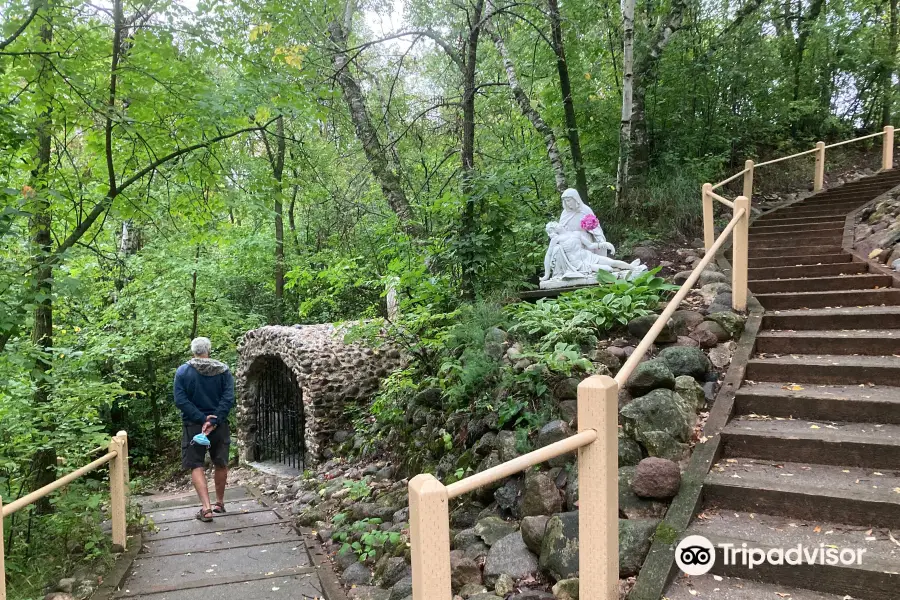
[173,358,234,425]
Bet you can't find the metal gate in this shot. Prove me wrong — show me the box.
[253,357,305,469]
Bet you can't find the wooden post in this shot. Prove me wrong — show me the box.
[577,375,619,599]
[732,195,750,312]
[814,141,826,192]
[702,183,714,252]
[742,159,754,201]
[884,125,895,170]
[109,435,127,551]
[116,430,130,495]
[409,474,451,600]
[1,496,6,600]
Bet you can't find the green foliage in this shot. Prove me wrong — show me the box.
[343,477,373,501]
[507,268,676,351]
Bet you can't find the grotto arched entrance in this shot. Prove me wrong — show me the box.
[235,324,403,468]
[245,355,306,470]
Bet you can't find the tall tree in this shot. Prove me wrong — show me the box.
[548,0,588,200]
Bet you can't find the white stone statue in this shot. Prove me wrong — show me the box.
[558,188,614,257]
[539,189,647,289]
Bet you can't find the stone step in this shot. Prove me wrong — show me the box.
[749,274,891,294]
[750,221,846,234]
[703,458,900,528]
[748,262,867,281]
[720,416,900,470]
[749,228,846,242]
[749,235,844,249]
[684,508,899,600]
[746,353,900,386]
[748,253,851,268]
[754,214,849,227]
[755,329,900,355]
[664,574,856,600]
[762,305,900,330]
[750,245,844,259]
[734,382,900,423]
[753,288,900,310]
[781,201,868,213]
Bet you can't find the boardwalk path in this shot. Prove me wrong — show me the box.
[119,486,342,600]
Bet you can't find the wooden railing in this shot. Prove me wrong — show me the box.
[702,125,896,266]
[0,431,130,600]
[408,203,752,597]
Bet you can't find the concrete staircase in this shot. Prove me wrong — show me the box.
[666,170,900,599]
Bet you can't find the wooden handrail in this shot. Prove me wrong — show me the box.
[1,432,129,600]
[445,430,598,499]
[615,207,746,385]
[708,190,735,208]
[1,451,117,517]
[753,146,819,168]
[710,168,748,190]
[825,130,884,149]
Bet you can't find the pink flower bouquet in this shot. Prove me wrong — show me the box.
[580,214,599,231]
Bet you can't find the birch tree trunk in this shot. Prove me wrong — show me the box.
[491,29,568,193]
[548,0,588,201]
[615,0,635,207]
[883,0,899,126]
[616,0,687,207]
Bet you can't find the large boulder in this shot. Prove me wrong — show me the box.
[342,562,373,586]
[670,310,705,335]
[552,578,579,600]
[496,431,520,463]
[657,346,712,380]
[619,389,694,445]
[540,512,659,580]
[537,420,575,467]
[627,315,676,343]
[520,471,562,517]
[540,512,580,581]
[640,430,689,461]
[521,515,550,555]
[483,532,540,587]
[475,516,519,546]
[618,434,643,467]
[674,376,705,412]
[451,551,483,590]
[624,359,675,396]
[690,322,725,347]
[619,519,660,577]
[631,457,682,499]
[706,311,745,339]
[618,467,668,519]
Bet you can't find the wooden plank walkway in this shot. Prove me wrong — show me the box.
[116,487,336,600]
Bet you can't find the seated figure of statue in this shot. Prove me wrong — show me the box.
[540,222,646,288]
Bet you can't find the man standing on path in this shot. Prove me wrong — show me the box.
[174,337,234,522]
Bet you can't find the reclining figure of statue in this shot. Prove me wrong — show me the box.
[538,189,647,289]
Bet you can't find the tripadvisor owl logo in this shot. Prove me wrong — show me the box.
[675,535,716,576]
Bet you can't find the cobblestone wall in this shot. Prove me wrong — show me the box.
[236,324,402,465]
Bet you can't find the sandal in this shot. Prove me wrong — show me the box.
[213,501,226,514]
[196,508,214,522]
